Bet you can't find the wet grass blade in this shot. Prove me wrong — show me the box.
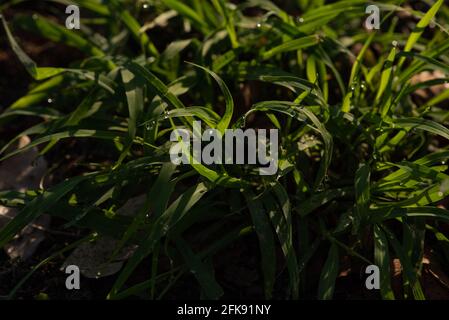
[175,237,224,299]
[262,35,320,60]
[187,62,234,134]
[317,243,339,300]
[0,176,89,247]
[404,0,443,53]
[1,15,65,80]
[244,190,276,299]
[108,182,209,297]
[354,164,371,233]
[373,225,395,300]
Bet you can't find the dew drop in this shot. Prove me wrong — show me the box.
[256,23,262,28]
[146,120,156,130]
[142,3,149,9]
[442,161,446,165]
[298,17,304,23]
[240,116,246,128]
[392,40,398,47]
[438,191,444,197]
[47,98,53,104]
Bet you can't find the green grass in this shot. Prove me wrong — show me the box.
[1,0,449,300]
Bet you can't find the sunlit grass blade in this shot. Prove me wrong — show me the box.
[262,35,320,60]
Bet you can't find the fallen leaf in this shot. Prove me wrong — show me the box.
[61,236,137,279]
[60,195,145,278]
[0,136,49,260]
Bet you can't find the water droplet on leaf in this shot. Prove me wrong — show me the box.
[240,116,246,128]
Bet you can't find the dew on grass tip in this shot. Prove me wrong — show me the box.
[240,116,246,128]
[145,121,156,130]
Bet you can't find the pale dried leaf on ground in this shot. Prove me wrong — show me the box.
[61,195,145,278]
[61,236,137,279]
[0,136,49,260]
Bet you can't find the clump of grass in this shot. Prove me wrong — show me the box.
[1,0,449,300]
